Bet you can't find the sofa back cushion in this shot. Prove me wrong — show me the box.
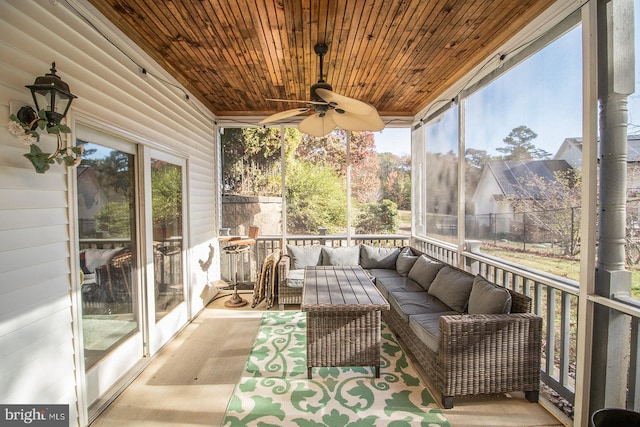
[321,246,360,266]
[407,255,445,291]
[395,247,419,276]
[468,275,512,314]
[427,266,474,312]
[360,245,400,269]
[286,245,323,270]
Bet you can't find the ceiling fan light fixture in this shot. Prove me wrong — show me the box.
[299,111,337,137]
[259,42,385,136]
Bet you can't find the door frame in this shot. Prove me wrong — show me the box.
[70,118,191,423]
[142,147,190,356]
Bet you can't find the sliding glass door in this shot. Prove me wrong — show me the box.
[144,149,188,355]
[76,125,144,414]
[76,126,189,416]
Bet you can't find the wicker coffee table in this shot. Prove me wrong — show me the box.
[301,265,389,378]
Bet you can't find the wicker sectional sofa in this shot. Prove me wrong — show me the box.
[277,244,542,408]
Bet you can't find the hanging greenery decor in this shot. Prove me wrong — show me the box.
[8,108,82,173]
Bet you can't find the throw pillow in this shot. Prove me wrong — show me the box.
[407,254,445,291]
[427,266,474,312]
[467,275,512,314]
[286,245,323,270]
[321,246,361,266]
[395,247,419,276]
[360,244,401,269]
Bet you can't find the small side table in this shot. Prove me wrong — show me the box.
[221,243,251,307]
[219,226,259,308]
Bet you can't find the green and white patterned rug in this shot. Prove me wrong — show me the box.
[223,311,450,426]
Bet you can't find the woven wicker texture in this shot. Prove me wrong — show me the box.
[383,291,542,408]
[277,254,302,309]
[302,266,389,378]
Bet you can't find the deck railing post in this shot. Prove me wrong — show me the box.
[591,0,634,412]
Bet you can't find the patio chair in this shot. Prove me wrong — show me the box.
[251,249,280,308]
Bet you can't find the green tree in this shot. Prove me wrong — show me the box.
[285,160,347,234]
[95,201,131,237]
[151,161,182,238]
[354,199,399,234]
[221,127,284,195]
[496,125,550,161]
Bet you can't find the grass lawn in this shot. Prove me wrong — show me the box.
[481,244,640,299]
[398,210,411,233]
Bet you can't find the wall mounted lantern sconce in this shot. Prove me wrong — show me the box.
[20,62,77,128]
[8,62,82,173]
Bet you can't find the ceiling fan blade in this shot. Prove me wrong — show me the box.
[298,113,337,137]
[332,109,385,132]
[265,98,328,106]
[259,108,310,124]
[315,88,374,115]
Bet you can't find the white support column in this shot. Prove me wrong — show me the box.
[281,125,287,247]
[591,0,635,413]
[346,130,352,245]
[574,1,598,425]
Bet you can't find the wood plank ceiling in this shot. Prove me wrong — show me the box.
[88,0,557,120]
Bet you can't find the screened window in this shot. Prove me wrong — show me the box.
[464,26,582,278]
[423,106,459,245]
[220,126,411,239]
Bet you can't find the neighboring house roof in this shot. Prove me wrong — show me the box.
[553,135,640,164]
[486,159,573,199]
[629,135,640,161]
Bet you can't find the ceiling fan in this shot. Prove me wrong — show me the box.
[259,43,385,137]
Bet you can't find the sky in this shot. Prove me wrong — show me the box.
[372,127,412,156]
[465,26,583,157]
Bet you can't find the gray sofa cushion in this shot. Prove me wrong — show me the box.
[360,245,401,269]
[321,246,360,266]
[407,255,445,291]
[395,247,418,276]
[375,277,423,299]
[286,269,305,288]
[388,291,452,322]
[468,275,512,314]
[367,268,401,279]
[409,311,458,352]
[287,245,323,269]
[427,266,474,313]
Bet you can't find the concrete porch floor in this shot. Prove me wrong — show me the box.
[92,290,569,427]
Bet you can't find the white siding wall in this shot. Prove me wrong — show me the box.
[0,1,219,425]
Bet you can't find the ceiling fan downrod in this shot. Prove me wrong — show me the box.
[314,43,328,83]
[311,43,331,104]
